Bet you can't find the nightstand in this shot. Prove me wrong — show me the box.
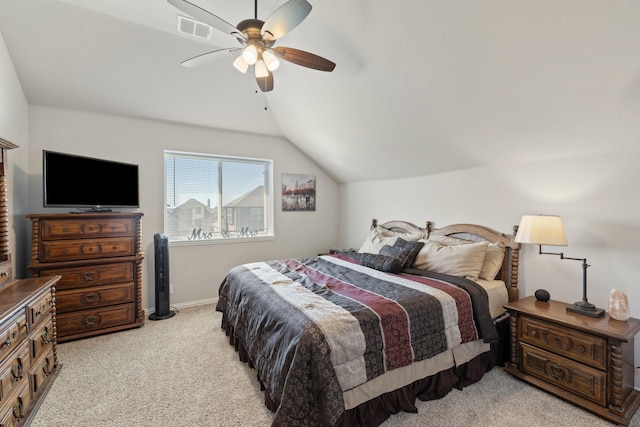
[504,296,640,426]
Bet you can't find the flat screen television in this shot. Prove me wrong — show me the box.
[43,150,139,211]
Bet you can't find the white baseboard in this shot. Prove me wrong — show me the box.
[145,297,218,315]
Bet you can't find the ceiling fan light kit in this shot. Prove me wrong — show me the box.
[168,0,335,92]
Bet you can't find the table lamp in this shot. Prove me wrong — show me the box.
[515,214,604,318]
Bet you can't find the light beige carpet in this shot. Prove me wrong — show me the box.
[31,304,640,427]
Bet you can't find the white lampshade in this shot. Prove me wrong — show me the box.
[242,44,258,65]
[262,50,280,71]
[254,60,269,78]
[233,55,249,73]
[515,215,568,246]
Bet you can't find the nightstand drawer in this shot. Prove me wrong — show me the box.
[520,316,606,370]
[521,342,606,406]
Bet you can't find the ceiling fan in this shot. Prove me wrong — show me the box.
[168,0,336,92]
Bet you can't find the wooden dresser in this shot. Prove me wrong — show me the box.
[0,137,60,426]
[0,276,60,426]
[27,212,144,342]
[505,296,640,425]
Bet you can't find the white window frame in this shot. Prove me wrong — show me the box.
[164,150,274,245]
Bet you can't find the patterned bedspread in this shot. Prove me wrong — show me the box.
[216,254,497,426]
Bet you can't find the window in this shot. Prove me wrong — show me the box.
[164,151,274,243]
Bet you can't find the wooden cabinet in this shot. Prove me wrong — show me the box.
[504,296,640,425]
[27,213,144,342]
[0,137,60,426]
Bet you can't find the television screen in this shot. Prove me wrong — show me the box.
[43,150,139,211]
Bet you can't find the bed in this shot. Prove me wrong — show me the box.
[215,219,521,426]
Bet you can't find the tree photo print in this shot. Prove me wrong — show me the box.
[282,173,316,211]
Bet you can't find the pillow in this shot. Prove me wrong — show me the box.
[412,240,489,280]
[352,252,403,273]
[428,234,505,281]
[392,238,425,268]
[358,227,399,254]
[479,242,505,281]
[358,226,422,254]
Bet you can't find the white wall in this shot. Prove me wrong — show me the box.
[0,29,30,276]
[27,106,340,310]
[339,150,640,383]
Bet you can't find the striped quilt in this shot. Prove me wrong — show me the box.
[216,254,495,426]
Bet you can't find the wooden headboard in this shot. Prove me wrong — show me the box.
[371,219,521,301]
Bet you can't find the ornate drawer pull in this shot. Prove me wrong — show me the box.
[85,315,98,326]
[576,345,585,353]
[530,330,537,337]
[62,227,69,232]
[550,364,565,381]
[84,293,97,304]
[83,271,95,282]
[0,271,7,277]
[12,401,24,421]
[4,338,11,348]
[42,358,52,376]
[11,361,23,380]
[41,327,51,344]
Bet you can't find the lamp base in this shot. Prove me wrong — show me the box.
[566,302,605,318]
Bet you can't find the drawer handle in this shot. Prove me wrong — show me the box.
[85,315,98,326]
[41,327,51,344]
[12,400,24,421]
[4,338,11,348]
[83,271,95,282]
[42,358,52,376]
[0,271,7,278]
[550,364,565,381]
[62,227,69,232]
[11,361,23,380]
[529,330,537,337]
[84,293,98,304]
[576,345,585,353]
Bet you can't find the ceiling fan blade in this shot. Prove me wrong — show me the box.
[273,47,336,72]
[168,0,244,39]
[181,48,239,68]
[261,0,312,41]
[255,70,274,92]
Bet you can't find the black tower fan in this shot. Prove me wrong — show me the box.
[149,233,176,320]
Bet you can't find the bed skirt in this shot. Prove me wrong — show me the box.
[220,312,510,427]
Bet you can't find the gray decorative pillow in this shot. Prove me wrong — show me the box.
[351,252,403,273]
[392,238,425,268]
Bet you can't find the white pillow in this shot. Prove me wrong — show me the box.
[479,242,505,281]
[358,226,422,254]
[412,240,489,280]
[428,234,505,281]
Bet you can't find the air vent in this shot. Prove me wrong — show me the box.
[177,15,212,40]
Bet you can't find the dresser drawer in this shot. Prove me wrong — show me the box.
[0,313,27,363]
[41,237,135,262]
[41,217,135,240]
[39,262,134,291]
[519,316,606,370]
[30,345,55,396]
[0,381,31,427]
[57,304,135,337]
[26,289,53,328]
[56,283,135,313]
[0,341,30,408]
[29,319,53,363]
[521,342,606,406]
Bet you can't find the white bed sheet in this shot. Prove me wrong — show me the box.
[475,278,508,318]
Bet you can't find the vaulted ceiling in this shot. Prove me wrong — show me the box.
[1,0,638,183]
